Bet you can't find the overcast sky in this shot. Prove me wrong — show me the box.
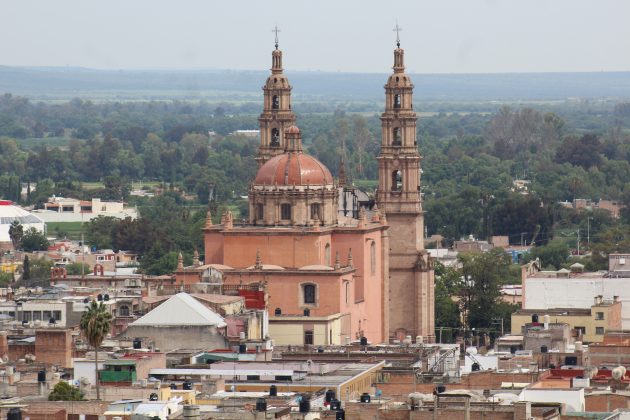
[1,0,629,74]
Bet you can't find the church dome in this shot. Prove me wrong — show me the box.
[254,152,334,186]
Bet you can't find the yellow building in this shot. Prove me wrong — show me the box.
[511,298,622,343]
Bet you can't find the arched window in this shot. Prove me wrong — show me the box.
[256,203,264,220]
[274,308,282,315]
[392,170,402,191]
[271,128,280,147]
[394,94,401,109]
[345,282,350,304]
[392,127,401,146]
[303,284,316,304]
[310,203,321,220]
[281,203,292,220]
[370,242,376,275]
[119,305,130,317]
[325,243,331,266]
[272,95,280,110]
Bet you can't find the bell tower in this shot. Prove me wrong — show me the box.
[376,26,434,342]
[257,26,296,165]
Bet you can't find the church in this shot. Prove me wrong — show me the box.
[199,32,434,345]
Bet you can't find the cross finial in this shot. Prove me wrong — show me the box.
[273,25,281,50]
[393,21,402,48]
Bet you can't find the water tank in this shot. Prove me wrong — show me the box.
[436,384,446,394]
[269,385,278,396]
[575,341,583,351]
[104,294,110,301]
[360,336,368,346]
[335,408,345,420]
[83,298,89,304]
[49,317,56,325]
[360,393,371,403]
[170,383,177,390]
[416,336,424,344]
[239,331,246,340]
[149,393,158,401]
[97,294,103,301]
[133,338,142,349]
[541,345,548,353]
[7,408,21,420]
[531,314,539,323]
[299,396,311,413]
[303,309,310,317]
[183,380,193,390]
[510,346,517,354]
[325,389,336,403]
[317,347,324,353]
[37,370,46,382]
[255,397,267,412]
[612,367,625,381]
[471,363,480,371]
[330,399,341,410]
[238,344,247,354]
[275,308,282,315]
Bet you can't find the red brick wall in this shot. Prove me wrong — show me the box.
[35,329,72,368]
[585,393,630,411]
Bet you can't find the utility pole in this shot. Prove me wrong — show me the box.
[577,229,580,256]
[587,217,591,249]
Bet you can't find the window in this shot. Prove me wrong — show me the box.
[370,242,376,275]
[53,311,62,321]
[310,203,321,220]
[256,204,264,220]
[272,95,280,110]
[119,305,130,317]
[325,243,331,266]
[246,375,261,381]
[575,326,586,335]
[392,128,401,146]
[392,170,402,191]
[303,284,316,304]
[43,311,52,321]
[274,308,282,315]
[345,282,350,304]
[271,128,280,146]
[595,312,604,320]
[304,330,314,345]
[596,327,605,335]
[281,203,292,220]
[23,311,32,321]
[32,311,42,321]
[394,94,401,109]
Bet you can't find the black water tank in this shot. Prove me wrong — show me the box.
[149,393,158,401]
[97,294,103,301]
[360,336,368,346]
[49,317,56,324]
[269,385,278,396]
[330,399,341,410]
[275,308,282,315]
[239,344,247,354]
[317,347,324,353]
[565,356,578,366]
[133,338,142,349]
[299,396,310,413]
[436,384,446,394]
[7,408,21,420]
[83,298,89,303]
[360,393,371,403]
[532,314,539,323]
[335,408,345,420]
[170,383,177,390]
[303,308,310,316]
[472,362,480,371]
[325,389,336,403]
[256,397,267,412]
[541,345,548,353]
[104,294,110,301]
[510,345,517,354]
[37,370,46,382]
[183,380,193,390]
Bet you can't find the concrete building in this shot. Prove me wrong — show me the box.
[37,196,137,222]
[0,200,45,249]
[512,298,622,343]
[123,293,228,352]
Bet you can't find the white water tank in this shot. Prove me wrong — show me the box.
[416,336,424,344]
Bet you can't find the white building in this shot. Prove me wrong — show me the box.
[0,200,45,244]
[36,197,137,222]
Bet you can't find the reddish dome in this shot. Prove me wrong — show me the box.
[254,152,334,186]
[286,125,300,134]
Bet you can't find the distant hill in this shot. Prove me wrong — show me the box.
[1,66,630,102]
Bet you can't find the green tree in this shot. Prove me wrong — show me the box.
[80,301,112,400]
[8,220,23,250]
[460,249,512,330]
[20,228,49,252]
[65,262,90,275]
[22,255,30,281]
[48,381,84,401]
[525,239,570,270]
[434,262,461,342]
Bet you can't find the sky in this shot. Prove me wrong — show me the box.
[1,0,629,74]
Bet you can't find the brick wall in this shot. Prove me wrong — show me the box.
[585,392,630,411]
[35,329,72,368]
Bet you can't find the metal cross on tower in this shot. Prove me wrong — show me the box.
[273,25,281,50]
[393,22,402,48]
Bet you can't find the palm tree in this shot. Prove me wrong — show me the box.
[80,301,112,400]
